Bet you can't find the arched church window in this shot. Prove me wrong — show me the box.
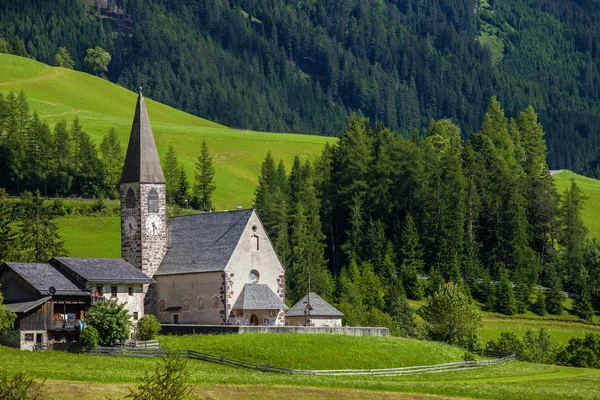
[183,297,190,312]
[126,188,136,209]
[148,188,159,213]
[212,296,220,310]
[251,235,259,251]
[197,297,204,311]
[159,299,166,313]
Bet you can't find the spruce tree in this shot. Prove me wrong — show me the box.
[173,166,190,208]
[99,128,124,199]
[545,275,564,315]
[193,140,216,211]
[52,119,72,195]
[496,270,518,315]
[399,214,424,299]
[533,289,547,316]
[16,190,66,263]
[559,180,588,285]
[0,189,17,263]
[573,268,594,321]
[163,144,180,206]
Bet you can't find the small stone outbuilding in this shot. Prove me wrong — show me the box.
[286,293,344,327]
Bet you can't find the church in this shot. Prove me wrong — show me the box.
[0,92,290,350]
[118,91,288,326]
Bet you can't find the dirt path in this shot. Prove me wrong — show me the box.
[0,68,64,86]
[38,381,462,400]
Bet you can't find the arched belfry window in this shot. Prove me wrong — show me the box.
[126,188,136,209]
[148,188,159,213]
[251,235,259,251]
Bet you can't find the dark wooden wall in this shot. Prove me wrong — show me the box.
[0,267,38,302]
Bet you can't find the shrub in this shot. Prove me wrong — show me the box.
[80,325,99,351]
[557,333,600,368]
[418,282,482,347]
[85,299,131,346]
[136,315,162,341]
[0,371,44,399]
[127,351,191,400]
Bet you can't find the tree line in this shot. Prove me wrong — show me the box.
[0,92,124,199]
[1,0,599,179]
[256,98,600,335]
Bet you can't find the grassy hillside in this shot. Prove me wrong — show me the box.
[1,334,600,400]
[0,53,334,209]
[553,170,600,240]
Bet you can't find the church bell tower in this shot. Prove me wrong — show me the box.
[120,90,167,314]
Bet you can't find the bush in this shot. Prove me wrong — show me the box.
[85,299,131,346]
[136,315,162,341]
[0,371,44,399]
[80,325,99,351]
[557,333,600,368]
[128,351,191,400]
[418,282,482,348]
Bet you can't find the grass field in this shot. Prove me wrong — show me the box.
[0,53,334,210]
[553,170,600,240]
[1,334,600,400]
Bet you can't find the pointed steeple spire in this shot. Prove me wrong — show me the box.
[120,90,165,184]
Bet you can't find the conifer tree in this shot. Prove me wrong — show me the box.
[99,128,124,199]
[496,269,518,315]
[70,117,102,196]
[52,119,72,195]
[54,47,74,69]
[163,144,180,206]
[386,276,417,337]
[533,289,547,316]
[193,140,216,211]
[16,190,66,263]
[545,274,564,315]
[0,189,17,263]
[399,214,424,300]
[573,267,594,321]
[558,179,588,285]
[173,166,190,208]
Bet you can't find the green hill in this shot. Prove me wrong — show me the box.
[553,170,600,240]
[0,53,333,209]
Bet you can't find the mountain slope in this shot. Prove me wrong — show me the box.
[0,53,333,209]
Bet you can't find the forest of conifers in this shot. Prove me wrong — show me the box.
[1,0,600,178]
[253,98,600,333]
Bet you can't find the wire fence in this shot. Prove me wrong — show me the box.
[88,345,515,376]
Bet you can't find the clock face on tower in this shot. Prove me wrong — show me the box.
[146,214,163,236]
[125,216,137,237]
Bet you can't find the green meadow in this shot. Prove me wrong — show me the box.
[1,334,600,400]
[0,53,334,210]
[553,170,600,240]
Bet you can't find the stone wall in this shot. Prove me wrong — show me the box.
[286,316,343,327]
[160,324,389,337]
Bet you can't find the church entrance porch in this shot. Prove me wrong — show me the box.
[250,314,259,326]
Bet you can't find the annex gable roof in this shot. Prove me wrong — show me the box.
[51,257,154,284]
[155,209,254,276]
[4,297,51,313]
[1,262,87,297]
[231,283,288,310]
[286,292,343,317]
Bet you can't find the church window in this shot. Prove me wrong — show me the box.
[251,235,259,251]
[148,188,159,213]
[126,188,136,209]
[197,297,205,311]
[128,286,134,296]
[159,299,166,313]
[212,296,220,310]
[249,269,259,283]
[183,298,190,312]
[111,286,118,297]
[132,312,138,321]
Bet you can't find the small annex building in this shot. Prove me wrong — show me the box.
[286,293,344,327]
[0,258,152,350]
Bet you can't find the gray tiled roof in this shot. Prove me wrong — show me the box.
[52,257,154,284]
[4,263,87,296]
[155,209,253,276]
[286,292,344,317]
[232,284,288,310]
[120,93,165,184]
[5,297,51,313]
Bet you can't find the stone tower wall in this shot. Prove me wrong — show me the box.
[121,183,142,269]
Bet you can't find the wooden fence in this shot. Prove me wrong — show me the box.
[88,345,515,376]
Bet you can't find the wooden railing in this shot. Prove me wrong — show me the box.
[88,345,515,376]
